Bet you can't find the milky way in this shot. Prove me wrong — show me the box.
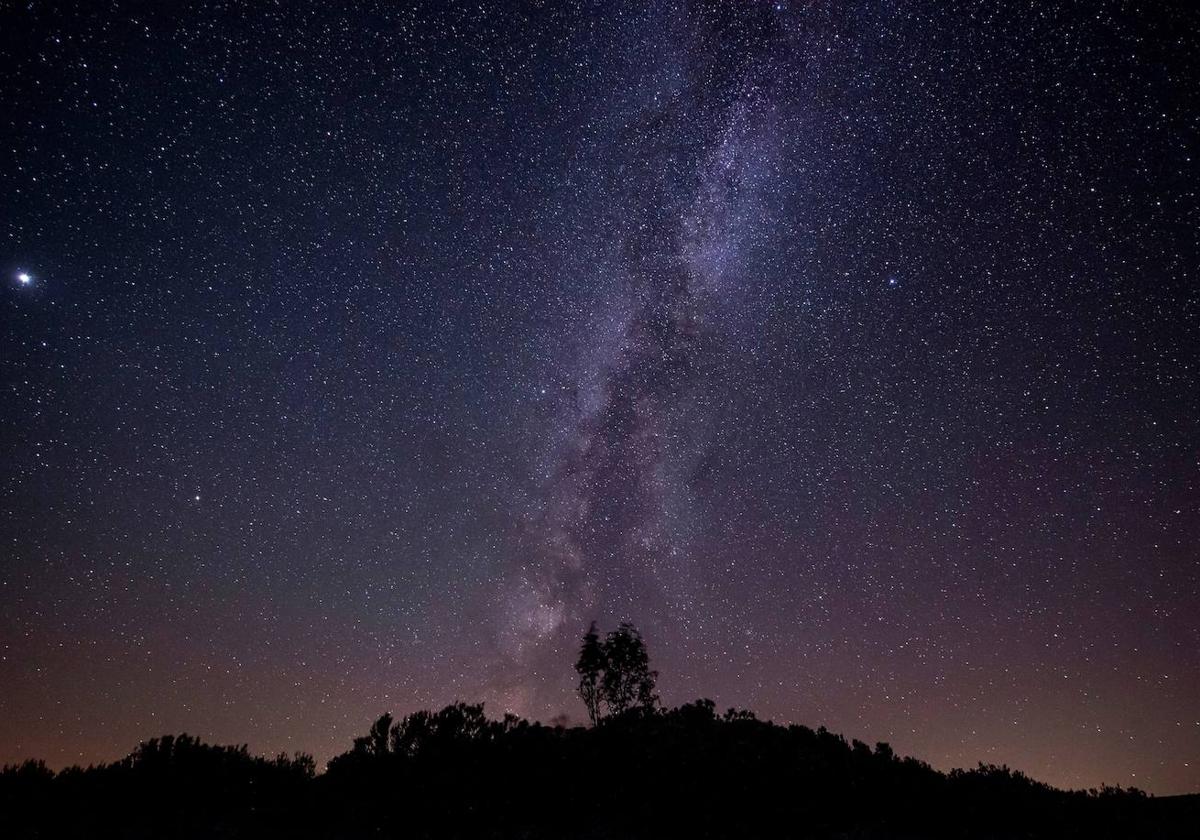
[496,7,785,699]
[1,1,1197,794]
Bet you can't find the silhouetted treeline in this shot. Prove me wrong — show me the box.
[2,701,1194,839]
[0,733,314,839]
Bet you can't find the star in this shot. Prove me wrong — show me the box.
[17,272,32,285]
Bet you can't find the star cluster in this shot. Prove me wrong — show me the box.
[1,1,1197,794]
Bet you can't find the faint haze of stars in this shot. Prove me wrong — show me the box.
[0,0,1198,795]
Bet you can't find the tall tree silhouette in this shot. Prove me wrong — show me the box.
[575,622,606,726]
[601,623,657,715]
[576,621,659,720]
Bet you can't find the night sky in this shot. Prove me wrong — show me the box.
[2,0,1197,795]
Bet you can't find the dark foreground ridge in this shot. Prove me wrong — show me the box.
[2,701,1195,839]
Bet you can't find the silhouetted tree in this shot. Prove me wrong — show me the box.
[575,621,606,726]
[576,621,659,721]
[600,622,658,716]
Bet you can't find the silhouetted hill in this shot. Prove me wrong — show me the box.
[1,701,1193,839]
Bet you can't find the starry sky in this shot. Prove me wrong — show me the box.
[2,0,1197,795]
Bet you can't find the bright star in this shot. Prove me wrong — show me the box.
[17,272,32,285]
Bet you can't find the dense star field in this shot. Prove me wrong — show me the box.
[1,1,1196,795]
